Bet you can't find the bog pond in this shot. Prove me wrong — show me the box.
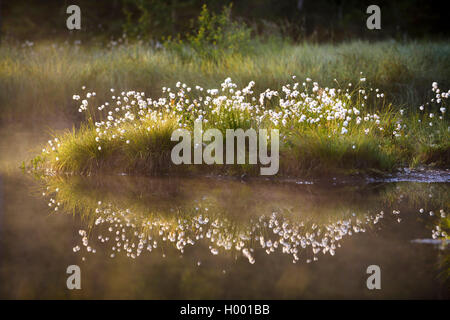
[0,169,448,299]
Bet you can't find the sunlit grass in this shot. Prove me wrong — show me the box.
[1,39,449,123]
[48,116,179,174]
[29,75,449,177]
[1,39,446,176]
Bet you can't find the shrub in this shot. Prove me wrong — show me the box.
[164,4,252,61]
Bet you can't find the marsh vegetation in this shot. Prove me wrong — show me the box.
[0,1,449,300]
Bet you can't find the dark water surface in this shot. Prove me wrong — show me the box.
[0,170,448,299]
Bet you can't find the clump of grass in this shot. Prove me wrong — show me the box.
[31,77,448,177]
[407,111,450,167]
[45,116,179,175]
[282,129,399,176]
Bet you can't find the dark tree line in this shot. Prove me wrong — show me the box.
[1,0,448,41]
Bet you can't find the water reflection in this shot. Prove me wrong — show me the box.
[38,176,449,267]
[0,172,448,299]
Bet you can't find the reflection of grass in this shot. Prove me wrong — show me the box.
[39,175,367,236]
[37,175,449,267]
[439,255,450,286]
[40,175,449,230]
[41,175,365,219]
[379,182,450,210]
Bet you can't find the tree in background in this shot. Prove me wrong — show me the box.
[0,0,449,42]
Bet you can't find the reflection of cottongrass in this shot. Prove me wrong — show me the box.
[38,176,449,265]
[72,203,447,265]
[31,77,449,176]
[75,203,377,264]
[40,184,448,265]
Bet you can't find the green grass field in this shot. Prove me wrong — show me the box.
[1,39,448,177]
[1,39,449,121]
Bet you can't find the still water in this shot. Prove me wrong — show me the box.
[0,169,448,299]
